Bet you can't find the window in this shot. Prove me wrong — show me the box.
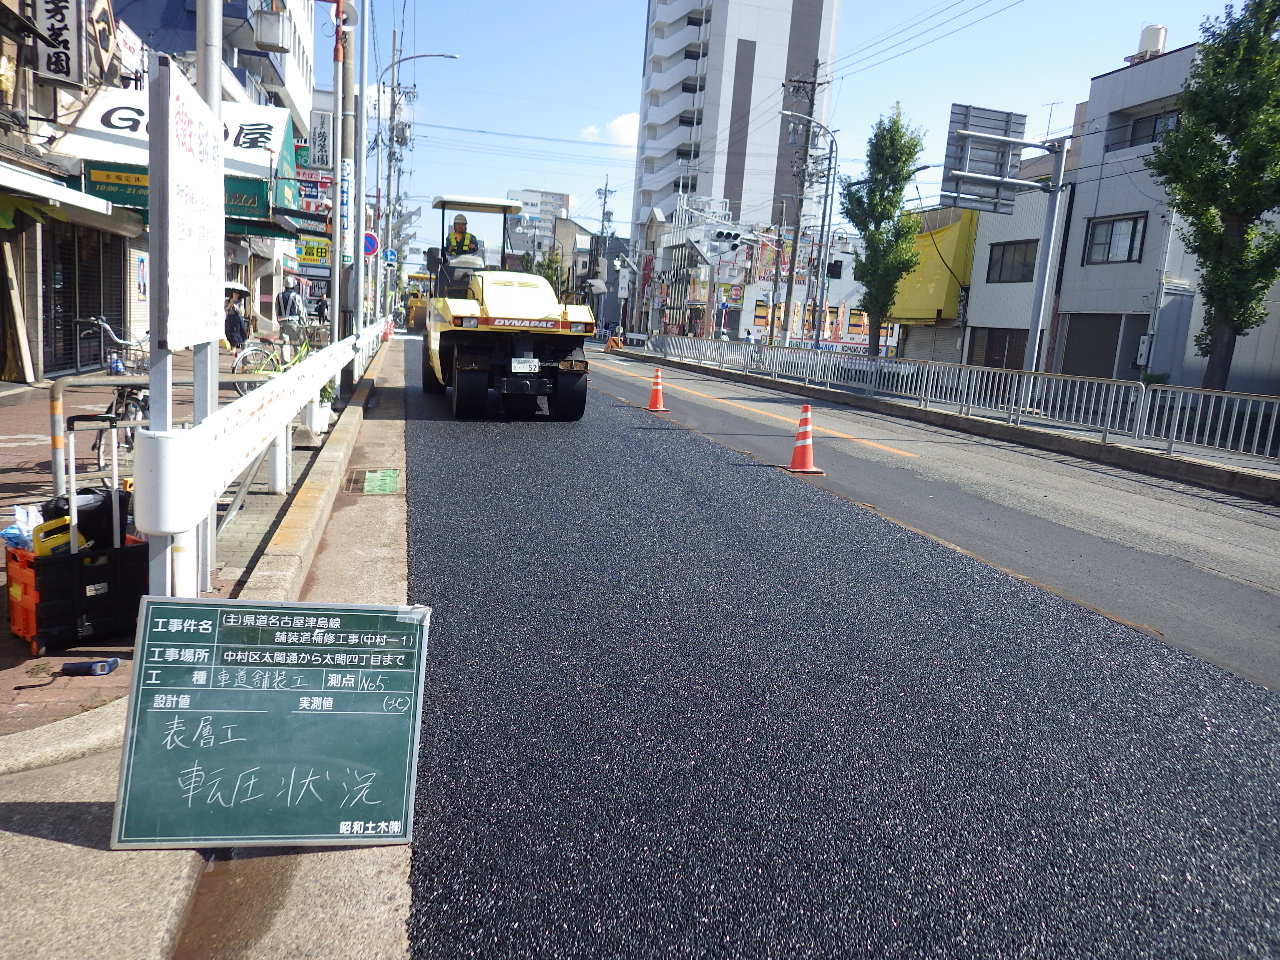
[1106,109,1179,151]
[986,240,1038,283]
[1085,214,1147,264]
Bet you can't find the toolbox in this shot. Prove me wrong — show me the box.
[7,538,147,656]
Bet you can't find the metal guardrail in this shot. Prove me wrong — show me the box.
[647,335,1279,462]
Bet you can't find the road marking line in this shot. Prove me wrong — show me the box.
[598,363,917,458]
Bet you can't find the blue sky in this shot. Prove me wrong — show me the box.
[325,0,1219,248]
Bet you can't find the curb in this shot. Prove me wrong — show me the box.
[617,350,1280,505]
[0,696,127,776]
[238,343,388,602]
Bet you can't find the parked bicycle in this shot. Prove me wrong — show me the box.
[73,316,149,485]
[230,320,330,396]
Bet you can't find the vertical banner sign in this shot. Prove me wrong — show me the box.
[340,158,354,265]
[308,109,333,169]
[35,0,83,85]
[150,56,223,351]
[113,598,432,848]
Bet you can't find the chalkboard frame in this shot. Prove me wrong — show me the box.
[111,596,431,850]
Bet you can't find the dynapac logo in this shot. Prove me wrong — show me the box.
[491,319,557,328]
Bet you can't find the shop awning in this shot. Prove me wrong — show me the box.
[0,160,112,215]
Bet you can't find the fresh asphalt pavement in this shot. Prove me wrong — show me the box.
[403,337,1279,959]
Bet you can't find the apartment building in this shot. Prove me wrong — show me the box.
[507,188,571,259]
[631,0,840,231]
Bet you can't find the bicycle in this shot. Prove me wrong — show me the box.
[73,316,149,485]
[231,319,330,396]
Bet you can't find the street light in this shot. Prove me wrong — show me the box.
[376,52,458,315]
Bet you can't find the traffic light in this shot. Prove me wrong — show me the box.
[713,229,743,250]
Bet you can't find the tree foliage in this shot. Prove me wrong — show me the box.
[1146,0,1280,388]
[840,106,925,356]
[520,250,565,293]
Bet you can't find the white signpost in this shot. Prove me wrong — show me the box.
[145,54,223,596]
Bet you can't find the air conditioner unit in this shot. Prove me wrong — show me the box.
[252,9,290,54]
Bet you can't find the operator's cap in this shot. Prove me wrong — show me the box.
[453,214,467,226]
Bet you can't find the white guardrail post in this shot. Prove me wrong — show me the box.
[134,323,383,591]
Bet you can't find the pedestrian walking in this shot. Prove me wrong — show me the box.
[275,276,307,323]
[315,295,330,326]
[224,290,249,349]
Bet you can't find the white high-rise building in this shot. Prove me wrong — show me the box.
[631,0,840,231]
[507,188,572,258]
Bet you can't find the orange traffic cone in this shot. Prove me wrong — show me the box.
[784,404,825,474]
[647,367,669,412]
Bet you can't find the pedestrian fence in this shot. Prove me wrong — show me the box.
[647,336,1280,463]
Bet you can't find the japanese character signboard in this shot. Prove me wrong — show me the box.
[57,87,291,179]
[112,598,432,848]
[148,55,222,352]
[35,0,84,86]
[308,109,333,169]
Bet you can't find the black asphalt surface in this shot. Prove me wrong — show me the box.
[404,341,1280,959]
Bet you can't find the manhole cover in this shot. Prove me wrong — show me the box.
[345,468,401,495]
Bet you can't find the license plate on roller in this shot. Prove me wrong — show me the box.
[511,358,540,373]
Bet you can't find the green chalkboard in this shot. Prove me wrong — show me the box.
[111,597,431,849]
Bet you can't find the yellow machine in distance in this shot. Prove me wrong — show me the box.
[404,272,432,330]
[422,196,593,420]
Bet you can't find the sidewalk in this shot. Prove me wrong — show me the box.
[0,335,406,959]
[0,351,321,734]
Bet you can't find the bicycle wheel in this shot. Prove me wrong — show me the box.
[95,396,144,486]
[233,346,281,395]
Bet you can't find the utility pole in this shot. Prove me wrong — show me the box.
[595,174,615,325]
[193,0,221,592]
[338,1,356,393]
[329,1,345,357]
[352,0,369,335]
[383,31,399,311]
[768,223,782,345]
[781,60,821,347]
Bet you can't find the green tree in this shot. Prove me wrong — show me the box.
[519,250,565,293]
[1146,0,1280,389]
[840,106,925,357]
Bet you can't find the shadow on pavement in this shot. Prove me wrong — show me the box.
[0,800,115,851]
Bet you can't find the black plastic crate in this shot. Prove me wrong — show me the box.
[25,539,147,651]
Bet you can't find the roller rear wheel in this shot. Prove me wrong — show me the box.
[452,367,488,419]
[549,372,587,421]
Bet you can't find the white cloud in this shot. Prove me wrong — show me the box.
[606,113,639,147]
[578,114,639,148]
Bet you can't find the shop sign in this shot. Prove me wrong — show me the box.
[308,110,333,169]
[35,0,82,86]
[297,235,331,266]
[297,168,333,215]
[114,18,146,80]
[83,162,271,220]
[88,0,117,74]
[59,87,290,179]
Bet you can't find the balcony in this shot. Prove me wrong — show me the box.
[649,22,702,62]
[651,0,708,28]
[645,91,696,128]
[644,58,699,97]
[641,122,699,159]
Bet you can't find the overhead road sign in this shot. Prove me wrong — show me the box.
[941,104,1029,216]
[113,597,432,849]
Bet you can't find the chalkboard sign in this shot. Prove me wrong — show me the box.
[111,597,431,849]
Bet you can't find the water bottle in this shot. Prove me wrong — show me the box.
[109,352,125,374]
